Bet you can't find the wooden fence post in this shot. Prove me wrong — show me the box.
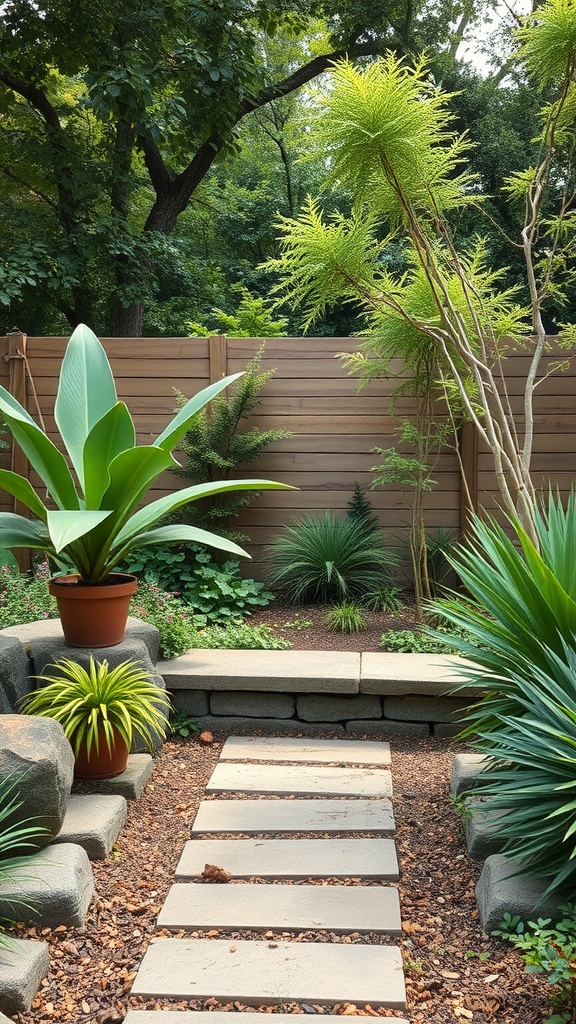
[209,335,228,384]
[5,331,30,571]
[459,420,478,536]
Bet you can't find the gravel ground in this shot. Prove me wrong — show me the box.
[11,733,550,1024]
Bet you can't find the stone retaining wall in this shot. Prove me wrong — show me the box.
[161,650,477,739]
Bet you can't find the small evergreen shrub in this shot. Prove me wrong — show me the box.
[326,601,367,633]
[345,483,381,536]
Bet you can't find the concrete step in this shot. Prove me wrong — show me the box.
[159,650,360,694]
[51,794,127,859]
[77,753,153,800]
[206,762,392,798]
[158,882,402,934]
[131,938,406,1008]
[192,799,395,835]
[220,736,391,765]
[176,837,399,880]
[125,1013,410,1024]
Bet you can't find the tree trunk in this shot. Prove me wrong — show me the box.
[112,302,145,337]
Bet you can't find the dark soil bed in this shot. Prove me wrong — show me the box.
[247,601,420,652]
[12,733,550,1024]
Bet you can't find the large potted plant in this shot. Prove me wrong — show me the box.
[0,324,287,646]
[21,657,172,779]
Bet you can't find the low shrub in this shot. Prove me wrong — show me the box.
[0,562,57,628]
[129,582,202,658]
[379,627,473,653]
[122,544,273,624]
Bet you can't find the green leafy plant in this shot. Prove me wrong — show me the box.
[362,583,406,613]
[0,324,286,581]
[494,906,576,1022]
[187,286,289,338]
[123,543,273,623]
[173,343,291,537]
[129,582,202,659]
[0,773,50,948]
[426,528,458,598]
[379,628,473,653]
[0,561,57,628]
[169,711,201,738]
[265,511,398,604]
[21,657,172,757]
[325,601,367,633]
[193,621,290,650]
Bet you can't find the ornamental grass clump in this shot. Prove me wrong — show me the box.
[0,773,49,947]
[265,511,398,604]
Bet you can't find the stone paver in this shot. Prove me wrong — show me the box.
[192,799,395,834]
[206,762,392,798]
[360,652,471,694]
[158,882,401,934]
[0,939,49,1015]
[50,794,127,859]
[125,1014,410,1024]
[132,938,406,1008]
[176,837,399,880]
[221,736,391,765]
[81,754,153,800]
[158,649,360,693]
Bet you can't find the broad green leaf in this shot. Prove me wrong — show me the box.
[0,513,49,549]
[153,372,244,452]
[55,324,118,484]
[73,446,177,578]
[0,404,79,510]
[115,523,248,559]
[0,383,39,426]
[46,510,114,553]
[0,471,48,520]
[114,479,292,547]
[82,403,136,508]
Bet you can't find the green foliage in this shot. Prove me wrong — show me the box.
[122,544,273,623]
[431,492,576,739]
[0,562,58,628]
[0,774,49,947]
[129,582,202,659]
[21,657,172,757]
[494,906,576,1022]
[265,511,399,604]
[345,483,381,535]
[362,584,406,613]
[379,628,474,654]
[426,528,458,598]
[187,287,288,337]
[174,344,291,536]
[193,621,290,650]
[325,601,367,633]
[169,711,201,738]
[0,324,286,581]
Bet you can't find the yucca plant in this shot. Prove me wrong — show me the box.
[468,643,576,898]
[430,491,576,738]
[21,657,171,759]
[0,773,48,947]
[265,511,398,604]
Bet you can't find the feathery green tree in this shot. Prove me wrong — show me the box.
[268,0,576,544]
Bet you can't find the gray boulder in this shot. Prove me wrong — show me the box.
[0,636,30,711]
[0,716,74,848]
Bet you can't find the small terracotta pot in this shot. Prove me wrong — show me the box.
[73,730,130,780]
[49,573,137,648]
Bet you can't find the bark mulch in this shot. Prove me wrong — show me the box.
[10,733,551,1024]
[247,601,420,653]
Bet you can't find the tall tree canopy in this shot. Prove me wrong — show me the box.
[0,0,483,336]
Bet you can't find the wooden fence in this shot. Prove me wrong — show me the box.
[1,331,575,573]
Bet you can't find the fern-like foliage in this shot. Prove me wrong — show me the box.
[174,345,291,537]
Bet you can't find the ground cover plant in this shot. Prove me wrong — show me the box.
[494,907,576,1023]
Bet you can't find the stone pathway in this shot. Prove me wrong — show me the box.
[129,736,408,1022]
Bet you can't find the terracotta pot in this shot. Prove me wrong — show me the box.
[73,730,130,780]
[49,573,138,648]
